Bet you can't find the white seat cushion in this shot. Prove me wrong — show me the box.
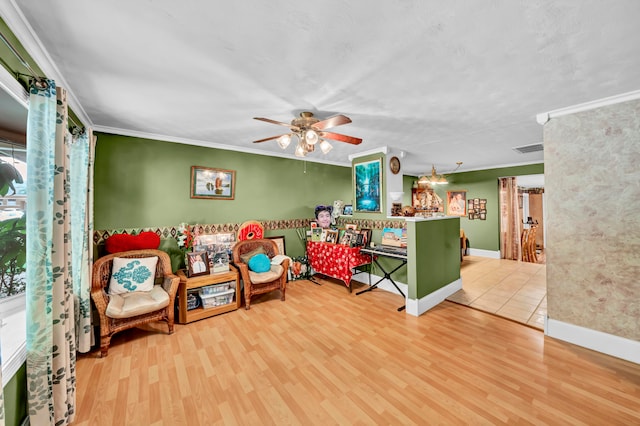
[106,285,169,319]
[248,264,284,284]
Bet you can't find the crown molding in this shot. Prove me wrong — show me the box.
[0,0,93,127]
[347,146,389,161]
[537,89,640,125]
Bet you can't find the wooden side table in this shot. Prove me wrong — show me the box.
[176,264,240,324]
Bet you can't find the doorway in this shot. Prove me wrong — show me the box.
[516,174,545,264]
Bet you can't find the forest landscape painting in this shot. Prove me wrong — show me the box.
[354,159,381,213]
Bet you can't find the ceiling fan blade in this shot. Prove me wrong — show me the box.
[253,134,285,143]
[319,131,362,145]
[254,117,300,131]
[312,114,352,130]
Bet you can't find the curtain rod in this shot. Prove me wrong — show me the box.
[0,30,84,131]
[0,30,47,87]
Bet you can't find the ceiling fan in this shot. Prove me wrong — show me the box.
[253,111,362,157]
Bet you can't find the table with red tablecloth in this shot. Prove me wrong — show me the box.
[306,241,372,291]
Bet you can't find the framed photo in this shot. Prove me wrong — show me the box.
[187,251,210,277]
[345,223,358,231]
[343,204,353,216]
[267,235,286,255]
[447,191,467,216]
[325,230,338,244]
[190,166,236,200]
[359,228,372,247]
[339,229,354,246]
[354,159,382,213]
[337,228,346,243]
[311,228,323,242]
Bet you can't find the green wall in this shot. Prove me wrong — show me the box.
[94,133,353,257]
[407,217,460,299]
[3,363,27,426]
[404,164,543,251]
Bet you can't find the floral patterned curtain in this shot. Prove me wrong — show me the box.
[499,177,521,260]
[26,80,94,425]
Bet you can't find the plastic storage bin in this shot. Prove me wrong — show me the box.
[200,281,232,296]
[199,288,235,308]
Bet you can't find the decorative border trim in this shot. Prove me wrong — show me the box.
[94,217,407,246]
[546,318,640,365]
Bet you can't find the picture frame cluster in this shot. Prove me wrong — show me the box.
[467,198,487,220]
[309,222,371,248]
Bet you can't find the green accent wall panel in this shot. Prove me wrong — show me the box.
[94,133,353,231]
[407,217,460,300]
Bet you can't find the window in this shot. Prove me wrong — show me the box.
[0,153,27,386]
[0,65,29,384]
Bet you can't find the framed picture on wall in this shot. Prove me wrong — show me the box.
[190,166,236,200]
[353,159,382,213]
[447,191,467,216]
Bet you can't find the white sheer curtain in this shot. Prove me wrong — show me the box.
[26,80,94,425]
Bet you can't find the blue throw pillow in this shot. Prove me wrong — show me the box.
[248,253,271,273]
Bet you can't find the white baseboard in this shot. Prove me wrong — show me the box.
[546,318,640,365]
[354,274,462,317]
[468,248,500,259]
[405,279,462,317]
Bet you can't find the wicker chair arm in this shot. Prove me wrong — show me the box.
[162,274,180,296]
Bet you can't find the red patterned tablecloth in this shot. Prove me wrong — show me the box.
[306,241,372,288]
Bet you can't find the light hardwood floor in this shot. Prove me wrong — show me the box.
[447,256,547,329]
[75,276,640,425]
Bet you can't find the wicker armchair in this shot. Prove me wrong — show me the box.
[232,239,289,310]
[91,249,180,357]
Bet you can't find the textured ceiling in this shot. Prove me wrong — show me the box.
[2,1,640,175]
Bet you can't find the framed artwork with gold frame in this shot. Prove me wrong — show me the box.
[190,166,236,200]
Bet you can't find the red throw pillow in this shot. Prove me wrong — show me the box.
[105,231,161,253]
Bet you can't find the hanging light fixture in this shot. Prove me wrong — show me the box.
[418,162,463,186]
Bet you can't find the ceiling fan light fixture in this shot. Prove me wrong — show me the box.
[319,139,333,154]
[305,129,318,145]
[294,141,307,157]
[277,134,292,149]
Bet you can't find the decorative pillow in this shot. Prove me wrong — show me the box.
[240,246,267,264]
[248,253,271,273]
[105,231,161,254]
[109,256,158,295]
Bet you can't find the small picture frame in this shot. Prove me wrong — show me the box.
[345,223,358,231]
[325,229,338,244]
[339,230,353,246]
[187,251,210,277]
[190,166,236,200]
[267,235,286,255]
[359,228,372,247]
[343,204,353,216]
[343,229,359,246]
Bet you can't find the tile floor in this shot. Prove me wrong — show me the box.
[446,255,547,329]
